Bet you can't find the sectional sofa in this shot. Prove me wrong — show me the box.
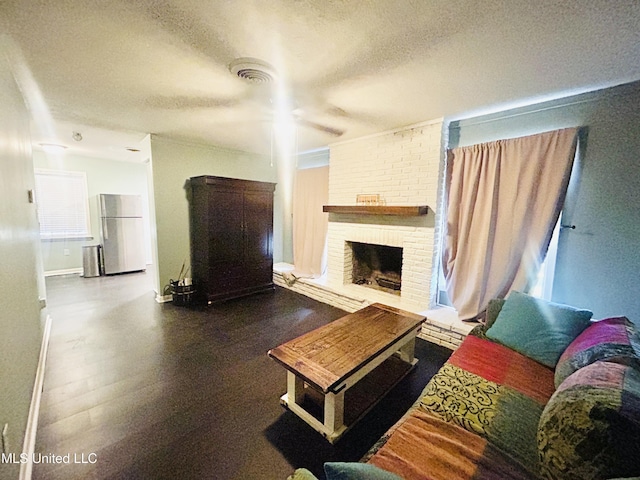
[290,291,640,480]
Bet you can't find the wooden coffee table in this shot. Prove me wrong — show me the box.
[268,303,425,443]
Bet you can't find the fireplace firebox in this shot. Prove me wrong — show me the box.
[349,242,402,295]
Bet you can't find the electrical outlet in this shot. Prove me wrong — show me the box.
[63,249,70,256]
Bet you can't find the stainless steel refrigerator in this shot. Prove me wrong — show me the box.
[99,194,146,275]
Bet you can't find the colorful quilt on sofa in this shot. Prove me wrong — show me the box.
[366,333,556,479]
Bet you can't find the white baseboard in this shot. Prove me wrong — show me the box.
[155,293,173,303]
[44,268,83,277]
[19,314,52,480]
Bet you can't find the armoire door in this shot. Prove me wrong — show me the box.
[243,190,274,285]
[208,188,245,283]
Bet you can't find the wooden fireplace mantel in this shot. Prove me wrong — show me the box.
[322,205,429,216]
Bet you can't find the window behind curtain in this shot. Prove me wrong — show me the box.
[34,169,91,239]
[437,217,562,304]
[439,128,578,320]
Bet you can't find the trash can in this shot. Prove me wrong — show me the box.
[82,245,102,278]
[170,278,195,306]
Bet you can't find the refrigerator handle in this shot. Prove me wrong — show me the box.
[102,218,109,240]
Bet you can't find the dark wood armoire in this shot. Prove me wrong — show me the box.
[189,176,276,304]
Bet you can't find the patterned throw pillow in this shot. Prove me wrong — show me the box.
[485,298,506,329]
[287,469,319,480]
[555,316,640,387]
[538,362,640,480]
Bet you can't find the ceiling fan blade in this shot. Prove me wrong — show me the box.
[296,118,344,137]
[145,95,241,110]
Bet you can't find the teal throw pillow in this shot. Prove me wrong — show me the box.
[485,291,592,368]
[324,462,402,480]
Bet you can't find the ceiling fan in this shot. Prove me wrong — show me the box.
[228,57,345,138]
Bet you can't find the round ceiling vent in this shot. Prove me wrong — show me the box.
[229,57,277,84]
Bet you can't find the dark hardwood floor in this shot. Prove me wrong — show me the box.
[34,272,451,480]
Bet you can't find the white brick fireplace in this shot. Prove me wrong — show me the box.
[327,217,434,311]
[275,118,476,348]
[325,118,443,311]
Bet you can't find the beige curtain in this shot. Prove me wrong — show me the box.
[443,128,578,320]
[292,166,329,278]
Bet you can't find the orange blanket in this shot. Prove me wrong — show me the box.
[368,409,535,480]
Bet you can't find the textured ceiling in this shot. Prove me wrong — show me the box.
[1,0,639,160]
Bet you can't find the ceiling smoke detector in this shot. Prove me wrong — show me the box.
[229,57,276,84]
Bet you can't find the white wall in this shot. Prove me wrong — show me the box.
[0,41,46,480]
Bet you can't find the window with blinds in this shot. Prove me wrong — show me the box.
[34,169,91,239]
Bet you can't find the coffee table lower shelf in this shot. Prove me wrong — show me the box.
[279,353,417,443]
